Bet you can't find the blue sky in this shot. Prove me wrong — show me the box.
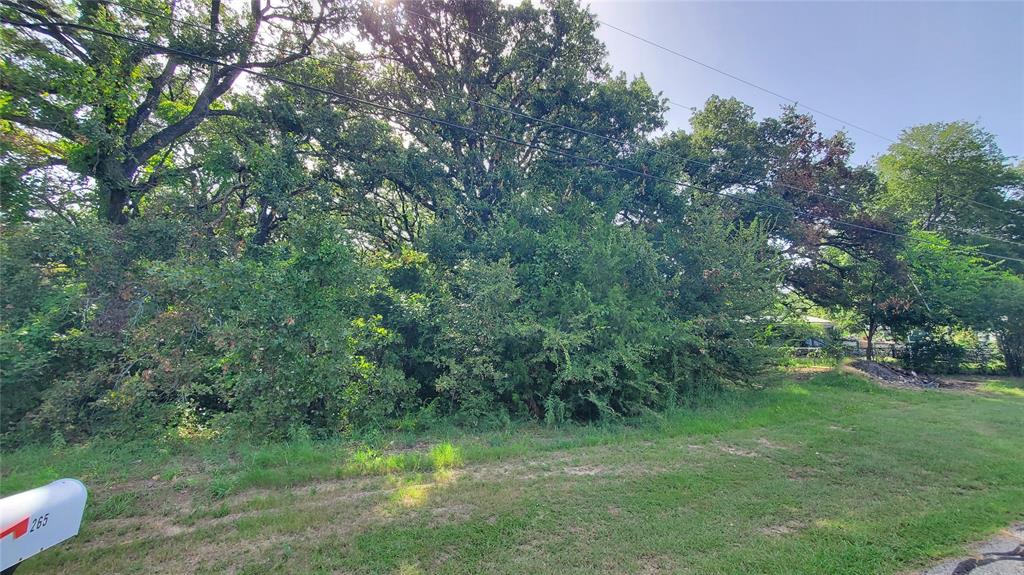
[588,1,1024,165]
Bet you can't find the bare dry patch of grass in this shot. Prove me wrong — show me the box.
[716,442,762,457]
[757,520,808,536]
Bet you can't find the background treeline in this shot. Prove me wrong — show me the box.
[1,0,1022,444]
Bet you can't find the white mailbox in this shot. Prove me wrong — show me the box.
[0,479,87,571]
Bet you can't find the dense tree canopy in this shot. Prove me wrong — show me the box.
[1,0,352,224]
[878,123,1023,237]
[2,0,1021,444]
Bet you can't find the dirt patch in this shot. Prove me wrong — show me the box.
[78,516,189,551]
[790,366,834,381]
[78,476,391,556]
[460,450,677,482]
[716,443,760,457]
[757,521,807,536]
[846,361,977,391]
[564,465,610,476]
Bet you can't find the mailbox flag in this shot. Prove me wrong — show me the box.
[0,517,28,541]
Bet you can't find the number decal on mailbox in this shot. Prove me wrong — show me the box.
[29,513,49,532]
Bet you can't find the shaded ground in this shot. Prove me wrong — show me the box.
[917,524,1023,575]
[4,371,1024,574]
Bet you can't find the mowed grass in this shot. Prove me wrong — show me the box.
[2,371,1023,574]
[951,374,1024,398]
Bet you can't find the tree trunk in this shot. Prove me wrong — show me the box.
[998,329,1024,377]
[98,156,132,224]
[252,201,275,247]
[866,318,877,361]
[105,187,131,224]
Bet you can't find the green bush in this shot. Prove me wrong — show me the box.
[2,203,782,443]
[141,216,419,437]
[0,220,121,438]
[424,206,780,424]
[898,333,966,374]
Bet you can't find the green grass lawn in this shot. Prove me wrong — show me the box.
[2,371,1022,574]
[945,374,1024,398]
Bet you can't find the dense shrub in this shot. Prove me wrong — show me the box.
[0,221,121,437]
[126,217,419,437]
[428,217,672,423]
[898,333,966,374]
[423,204,780,424]
[2,202,783,442]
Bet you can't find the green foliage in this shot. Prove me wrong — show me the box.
[143,216,421,436]
[877,122,1024,265]
[982,274,1024,376]
[424,207,779,424]
[0,220,120,436]
[3,0,1020,446]
[0,0,351,223]
[898,232,1024,375]
[898,332,967,374]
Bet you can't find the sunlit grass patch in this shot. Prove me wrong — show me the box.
[396,562,425,575]
[347,446,426,475]
[429,442,462,471]
[784,384,811,396]
[975,377,1024,397]
[340,442,461,479]
[393,481,431,508]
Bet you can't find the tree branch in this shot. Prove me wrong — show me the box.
[124,0,265,176]
[125,57,179,140]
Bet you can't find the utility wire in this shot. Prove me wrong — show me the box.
[597,18,1024,220]
[966,197,1023,215]
[89,0,1024,250]
[397,5,699,113]
[404,3,1024,222]
[404,2,1023,220]
[10,17,1024,264]
[597,19,896,143]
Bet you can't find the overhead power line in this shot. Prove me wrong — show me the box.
[403,3,1024,222]
[596,17,1024,220]
[596,19,897,144]
[10,17,1024,264]
[966,197,1024,215]
[92,0,1024,250]
[393,5,704,113]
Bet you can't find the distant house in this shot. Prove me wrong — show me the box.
[804,315,834,329]
[802,316,834,348]
[799,316,863,355]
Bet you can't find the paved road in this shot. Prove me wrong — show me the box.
[920,525,1023,575]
